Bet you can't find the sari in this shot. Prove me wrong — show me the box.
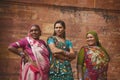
[77,46,109,80]
[47,36,74,80]
[10,37,50,80]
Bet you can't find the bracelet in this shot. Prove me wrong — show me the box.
[19,51,24,56]
[64,51,70,55]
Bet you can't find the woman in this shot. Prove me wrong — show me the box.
[8,25,50,80]
[47,20,76,80]
[77,31,110,80]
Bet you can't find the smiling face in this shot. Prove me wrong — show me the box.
[54,23,65,37]
[29,25,41,40]
[86,33,97,46]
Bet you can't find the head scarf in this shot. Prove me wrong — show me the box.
[86,31,101,47]
[86,31,110,62]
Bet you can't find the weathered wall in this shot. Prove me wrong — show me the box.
[0,1,120,80]
[2,0,120,10]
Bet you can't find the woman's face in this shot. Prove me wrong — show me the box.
[54,23,65,36]
[86,34,96,46]
[29,26,41,39]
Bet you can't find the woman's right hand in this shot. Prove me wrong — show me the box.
[22,50,30,63]
[19,51,25,57]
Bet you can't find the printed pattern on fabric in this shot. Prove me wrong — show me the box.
[47,36,74,80]
[83,46,109,80]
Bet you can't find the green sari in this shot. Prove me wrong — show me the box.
[47,36,74,80]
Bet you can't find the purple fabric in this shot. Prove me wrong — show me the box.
[10,38,47,61]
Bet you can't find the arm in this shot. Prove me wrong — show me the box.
[65,47,76,60]
[8,39,26,57]
[8,45,24,57]
[47,37,75,61]
[77,65,82,80]
[64,40,76,60]
[48,43,75,61]
[48,43,65,56]
[47,37,64,54]
[47,37,70,60]
[51,46,75,61]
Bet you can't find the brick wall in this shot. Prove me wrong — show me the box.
[0,1,120,80]
[2,0,120,10]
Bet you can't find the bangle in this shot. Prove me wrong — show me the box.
[19,51,24,56]
[65,51,70,55]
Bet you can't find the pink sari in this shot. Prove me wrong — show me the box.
[20,37,50,80]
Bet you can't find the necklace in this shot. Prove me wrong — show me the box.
[55,36,65,43]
